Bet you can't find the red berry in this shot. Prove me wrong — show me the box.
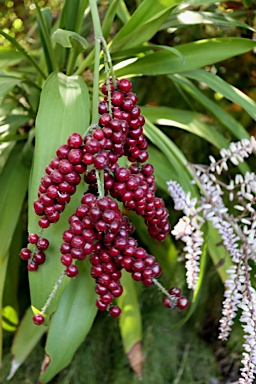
[67,133,83,148]
[66,264,78,278]
[177,296,189,310]
[168,286,181,297]
[109,306,121,318]
[33,314,44,325]
[33,251,46,265]
[20,248,31,260]
[28,261,38,272]
[36,238,49,251]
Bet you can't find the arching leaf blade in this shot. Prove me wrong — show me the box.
[28,72,90,316]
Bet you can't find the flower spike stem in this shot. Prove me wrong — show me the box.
[41,271,65,314]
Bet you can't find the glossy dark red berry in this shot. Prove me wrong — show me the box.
[33,313,45,325]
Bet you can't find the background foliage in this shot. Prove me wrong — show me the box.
[0,0,256,382]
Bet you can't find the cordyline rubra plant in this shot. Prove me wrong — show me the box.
[2,0,256,382]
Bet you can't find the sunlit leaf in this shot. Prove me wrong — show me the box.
[183,69,256,122]
[141,106,229,149]
[28,72,90,317]
[161,11,255,32]
[115,38,256,77]
[111,0,181,51]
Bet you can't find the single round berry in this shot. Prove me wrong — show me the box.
[33,314,44,325]
[177,296,189,310]
[68,133,83,148]
[168,286,181,297]
[28,233,39,244]
[20,248,31,260]
[109,305,121,318]
[28,261,38,272]
[66,264,78,278]
[36,238,49,251]
[33,251,46,265]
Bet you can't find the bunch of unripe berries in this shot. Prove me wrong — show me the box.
[19,78,188,325]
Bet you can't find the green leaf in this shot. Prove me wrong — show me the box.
[0,222,23,366]
[0,114,30,137]
[170,74,250,141]
[40,260,97,383]
[0,47,24,67]
[141,106,229,149]
[52,29,88,50]
[102,0,120,40]
[28,72,90,316]
[161,11,256,32]
[0,143,30,262]
[0,74,22,103]
[8,307,46,380]
[183,69,256,122]
[144,118,196,194]
[111,0,181,52]
[117,271,142,354]
[116,0,131,24]
[115,38,256,77]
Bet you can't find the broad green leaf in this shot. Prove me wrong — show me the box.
[117,271,142,355]
[0,75,22,103]
[0,47,24,67]
[52,29,88,50]
[115,38,256,77]
[141,106,229,149]
[8,307,46,380]
[170,75,250,141]
[28,72,90,316]
[111,0,181,52]
[161,11,256,32]
[0,143,30,262]
[183,69,256,122]
[40,260,97,383]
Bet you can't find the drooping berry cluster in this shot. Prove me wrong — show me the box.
[19,77,187,325]
[33,133,85,229]
[162,286,189,310]
[19,233,49,271]
[59,193,162,316]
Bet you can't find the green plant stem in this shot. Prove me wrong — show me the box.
[34,0,59,73]
[41,271,65,314]
[101,38,116,88]
[0,29,46,79]
[89,0,106,198]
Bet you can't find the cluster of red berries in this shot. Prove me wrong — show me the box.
[59,193,162,316]
[163,286,189,310]
[20,77,188,325]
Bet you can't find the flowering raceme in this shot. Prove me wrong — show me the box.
[168,137,256,383]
